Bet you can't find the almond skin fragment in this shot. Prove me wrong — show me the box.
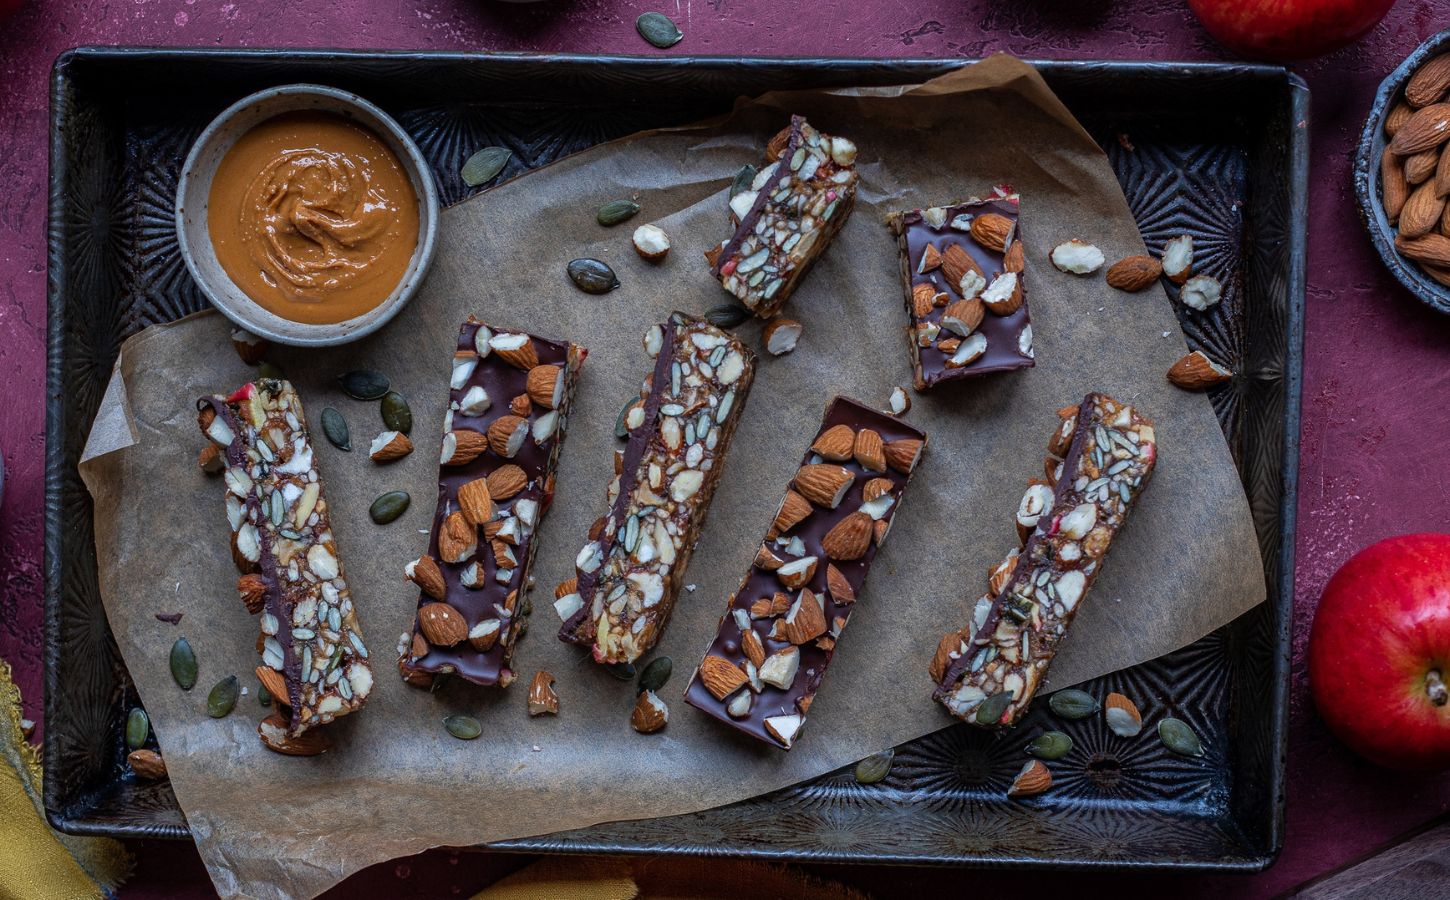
[1166,350,1232,391]
[1105,254,1163,292]
[527,671,559,716]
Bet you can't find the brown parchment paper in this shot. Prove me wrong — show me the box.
[78,56,1264,900]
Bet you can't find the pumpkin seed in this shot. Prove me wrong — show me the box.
[597,199,641,227]
[1048,688,1099,720]
[461,146,511,187]
[170,637,197,691]
[705,304,751,329]
[258,685,272,707]
[853,749,894,784]
[125,708,150,750]
[369,490,411,524]
[1157,717,1204,757]
[615,397,636,439]
[320,407,351,451]
[444,714,482,740]
[605,661,637,682]
[567,258,620,294]
[1027,731,1073,760]
[729,164,757,201]
[975,690,1013,725]
[257,361,284,381]
[380,391,413,433]
[638,656,672,692]
[338,369,390,400]
[635,11,683,48]
[206,675,239,718]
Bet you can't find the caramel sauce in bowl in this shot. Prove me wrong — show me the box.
[176,85,439,345]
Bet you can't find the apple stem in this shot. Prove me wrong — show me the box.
[1429,669,1448,707]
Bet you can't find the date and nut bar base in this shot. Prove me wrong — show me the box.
[931,393,1156,727]
[684,397,927,750]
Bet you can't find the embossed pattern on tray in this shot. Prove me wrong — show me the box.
[45,52,1305,868]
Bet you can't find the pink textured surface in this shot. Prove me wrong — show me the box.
[2,0,1449,896]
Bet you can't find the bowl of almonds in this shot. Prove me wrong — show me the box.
[1356,30,1450,313]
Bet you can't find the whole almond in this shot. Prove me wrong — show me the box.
[1396,232,1450,266]
[1390,102,1450,155]
[128,748,168,779]
[418,602,469,647]
[1382,146,1410,224]
[456,478,494,526]
[853,428,887,472]
[405,555,447,600]
[940,243,984,289]
[1405,147,1440,185]
[821,511,873,561]
[1166,350,1233,391]
[1386,101,1415,137]
[811,424,856,462]
[255,665,289,705]
[441,429,489,466]
[486,464,528,500]
[794,463,855,508]
[1400,179,1448,239]
[970,213,1013,253]
[1421,262,1450,287]
[526,365,563,408]
[1105,254,1163,292]
[1436,145,1450,197]
[1406,52,1450,108]
[699,655,748,700]
[237,573,267,615]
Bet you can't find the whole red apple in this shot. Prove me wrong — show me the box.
[1186,0,1398,60]
[1309,533,1450,773]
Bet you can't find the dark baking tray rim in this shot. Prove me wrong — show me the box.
[44,49,1307,872]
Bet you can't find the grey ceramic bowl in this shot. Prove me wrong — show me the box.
[175,84,440,345]
[1354,29,1450,316]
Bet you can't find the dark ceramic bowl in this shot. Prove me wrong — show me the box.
[1354,29,1450,315]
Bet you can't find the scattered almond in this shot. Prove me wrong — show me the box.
[630,690,669,733]
[418,602,469,647]
[528,671,559,716]
[369,430,413,462]
[128,748,168,779]
[1007,759,1052,798]
[1104,692,1144,737]
[887,386,910,416]
[1179,274,1222,311]
[1049,239,1106,274]
[632,223,671,260]
[1105,254,1162,292]
[197,444,225,475]
[1160,234,1194,285]
[1166,350,1232,391]
[763,318,803,356]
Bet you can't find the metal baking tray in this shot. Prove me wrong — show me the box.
[46,50,1305,870]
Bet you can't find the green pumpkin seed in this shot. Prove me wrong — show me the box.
[975,690,1013,726]
[444,714,482,740]
[1027,731,1073,760]
[636,11,683,48]
[638,656,672,692]
[257,362,285,381]
[320,407,350,451]
[729,164,757,201]
[170,637,198,691]
[380,391,413,433]
[369,490,411,524]
[704,304,751,329]
[853,749,894,784]
[258,685,272,707]
[567,258,621,294]
[605,661,637,682]
[461,146,512,188]
[1158,717,1205,757]
[1048,688,1099,720]
[338,370,390,401]
[597,199,641,227]
[615,397,637,439]
[125,708,150,750]
[206,675,239,718]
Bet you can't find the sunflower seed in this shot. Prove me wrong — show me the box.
[320,407,350,451]
[1158,717,1204,757]
[169,637,197,691]
[206,675,239,718]
[729,164,757,202]
[1048,688,1099,720]
[638,656,672,692]
[369,490,411,524]
[975,690,1013,725]
[337,370,390,401]
[380,391,413,433]
[461,146,511,187]
[567,258,620,294]
[705,304,751,329]
[635,11,683,48]
[1027,731,1073,760]
[853,749,894,784]
[444,714,482,740]
[125,708,150,750]
[605,661,637,682]
[597,199,641,227]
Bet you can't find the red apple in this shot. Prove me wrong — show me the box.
[1186,0,1398,60]
[1309,533,1450,773]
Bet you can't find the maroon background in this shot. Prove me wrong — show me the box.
[2,1,1448,896]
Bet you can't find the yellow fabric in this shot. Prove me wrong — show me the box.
[0,660,131,900]
[473,854,870,900]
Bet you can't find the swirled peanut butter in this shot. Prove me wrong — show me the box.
[208,111,420,325]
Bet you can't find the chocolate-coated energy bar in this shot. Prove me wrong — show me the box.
[557,312,755,665]
[885,192,1033,390]
[931,393,1156,727]
[705,115,858,318]
[197,379,373,742]
[398,319,586,688]
[684,397,927,749]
